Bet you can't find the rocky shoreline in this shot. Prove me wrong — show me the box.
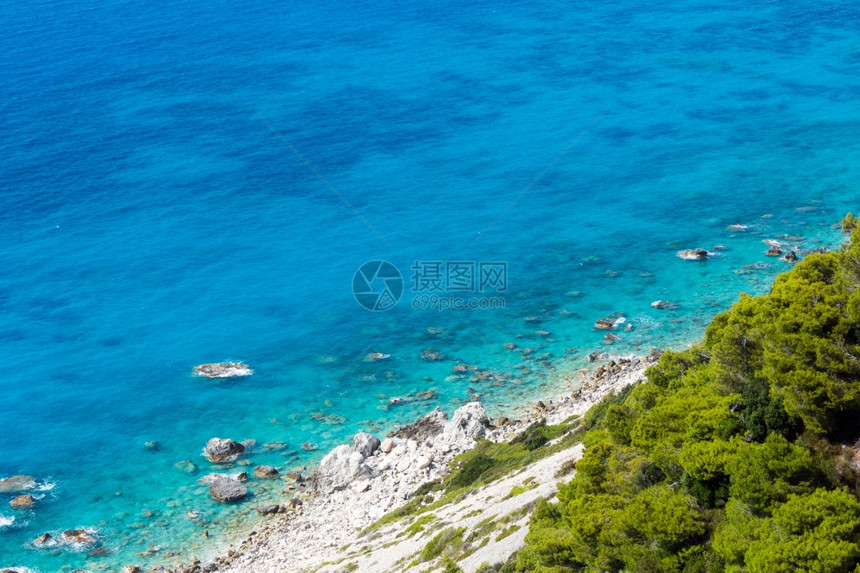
[165,352,655,573]
[0,353,654,573]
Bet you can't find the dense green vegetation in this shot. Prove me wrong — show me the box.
[516,218,860,572]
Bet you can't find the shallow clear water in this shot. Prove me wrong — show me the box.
[1,0,859,570]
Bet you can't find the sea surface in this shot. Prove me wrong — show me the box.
[1,0,859,570]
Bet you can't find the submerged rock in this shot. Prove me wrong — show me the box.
[193,362,253,378]
[175,460,199,475]
[204,438,245,463]
[209,478,247,502]
[9,494,34,509]
[766,245,783,257]
[594,318,615,330]
[0,475,36,493]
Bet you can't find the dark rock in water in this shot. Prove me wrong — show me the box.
[289,497,303,508]
[352,433,381,458]
[782,250,798,262]
[800,247,829,255]
[143,440,161,451]
[205,438,245,463]
[209,478,247,502]
[588,351,602,362]
[236,472,248,482]
[594,318,615,330]
[175,460,199,474]
[253,465,280,479]
[676,248,709,260]
[62,529,97,546]
[390,407,449,440]
[765,245,783,257]
[34,532,53,546]
[9,494,35,509]
[121,567,142,573]
[255,504,283,515]
[285,471,304,483]
[0,475,36,493]
[388,396,405,406]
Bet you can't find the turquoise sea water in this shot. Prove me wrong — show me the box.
[1,0,859,570]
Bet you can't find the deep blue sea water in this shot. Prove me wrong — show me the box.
[1,0,859,570]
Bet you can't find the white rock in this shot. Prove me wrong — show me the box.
[379,438,395,453]
[416,456,431,470]
[442,402,488,449]
[314,445,372,493]
[352,433,381,458]
[392,445,407,457]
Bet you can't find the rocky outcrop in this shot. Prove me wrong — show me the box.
[9,494,34,509]
[313,445,372,493]
[782,250,798,262]
[676,248,709,260]
[253,465,280,479]
[205,438,245,463]
[766,245,783,257]
[209,478,247,502]
[62,529,97,546]
[194,363,253,378]
[442,402,488,449]
[0,475,36,493]
[390,407,448,440]
[352,433,381,458]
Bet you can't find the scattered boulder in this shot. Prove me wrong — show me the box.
[255,504,283,515]
[253,465,279,479]
[122,567,142,573]
[352,433,381,458]
[204,438,245,463]
[285,471,304,483]
[34,532,54,546]
[301,443,318,452]
[193,362,252,378]
[62,529,97,546]
[379,439,395,453]
[209,478,247,502]
[782,250,798,262]
[416,389,438,401]
[142,440,160,451]
[594,318,615,330]
[388,397,405,406]
[9,494,34,509]
[0,475,36,493]
[390,407,449,441]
